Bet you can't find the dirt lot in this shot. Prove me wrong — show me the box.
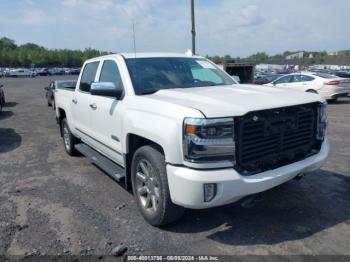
[0,76,350,258]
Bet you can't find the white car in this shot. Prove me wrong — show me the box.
[264,72,350,101]
[8,68,36,77]
[55,53,328,226]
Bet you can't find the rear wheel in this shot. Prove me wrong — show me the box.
[61,118,79,156]
[131,145,185,226]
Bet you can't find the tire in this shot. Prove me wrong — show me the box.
[61,118,79,156]
[131,145,185,226]
[328,97,338,103]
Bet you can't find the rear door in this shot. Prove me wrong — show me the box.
[71,61,100,143]
[88,59,125,165]
[283,74,310,91]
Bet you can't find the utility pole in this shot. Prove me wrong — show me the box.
[191,0,196,55]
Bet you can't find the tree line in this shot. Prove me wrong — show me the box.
[207,50,350,65]
[0,37,109,67]
[1,36,349,67]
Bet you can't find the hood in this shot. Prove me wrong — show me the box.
[147,85,322,118]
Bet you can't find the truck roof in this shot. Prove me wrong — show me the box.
[86,52,203,62]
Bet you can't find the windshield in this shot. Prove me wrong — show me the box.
[125,57,235,95]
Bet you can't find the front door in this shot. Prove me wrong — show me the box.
[88,59,125,165]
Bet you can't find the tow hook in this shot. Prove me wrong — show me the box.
[240,194,263,209]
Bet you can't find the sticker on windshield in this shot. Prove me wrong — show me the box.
[196,60,216,69]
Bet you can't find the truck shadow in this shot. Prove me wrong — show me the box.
[329,99,350,105]
[0,111,14,120]
[4,101,18,107]
[164,169,350,245]
[0,128,22,153]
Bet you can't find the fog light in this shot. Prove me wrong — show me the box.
[204,183,217,202]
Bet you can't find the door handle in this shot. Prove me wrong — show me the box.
[72,98,78,104]
[89,103,97,109]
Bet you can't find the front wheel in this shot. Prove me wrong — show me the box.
[61,118,79,156]
[131,145,185,226]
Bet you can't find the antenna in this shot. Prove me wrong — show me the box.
[132,20,137,58]
[191,0,196,55]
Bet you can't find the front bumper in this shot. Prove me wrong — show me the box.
[167,140,329,209]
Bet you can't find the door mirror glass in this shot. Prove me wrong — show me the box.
[90,82,123,98]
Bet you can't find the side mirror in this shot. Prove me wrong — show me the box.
[44,86,48,90]
[0,84,3,88]
[90,82,123,99]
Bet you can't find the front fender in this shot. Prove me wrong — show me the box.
[122,109,183,164]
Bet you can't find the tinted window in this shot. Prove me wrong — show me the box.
[300,75,314,82]
[99,60,124,89]
[57,81,77,89]
[292,75,302,82]
[79,62,99,92]
[274,75,293,84]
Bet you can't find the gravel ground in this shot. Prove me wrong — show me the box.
[0,76,349,258]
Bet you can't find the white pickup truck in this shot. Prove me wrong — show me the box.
[55,52,329,226]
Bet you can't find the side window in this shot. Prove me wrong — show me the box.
[301,75,315,82]
[50,82,55,89]
[99,60,124,89]
[274,75,293,84]
[292,75,302,82]
[79,61,99,92]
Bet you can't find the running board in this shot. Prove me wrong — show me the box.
[74,144,125,182]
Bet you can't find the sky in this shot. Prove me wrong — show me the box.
[0,0,349,57]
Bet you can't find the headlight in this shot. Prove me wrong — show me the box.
[316,101,327,140]
[183,117,235,163]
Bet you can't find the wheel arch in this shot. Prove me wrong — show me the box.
[124,133,165,189]
[57,108,66,137]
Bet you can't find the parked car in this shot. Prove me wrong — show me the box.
[55,53,328,226]
[334,71,350,79]
[8,68,36,77]
[38,68,50,76]
[253,74,284,85]
[45,80,77,108]
[69,68,81,75]
[264,72,350,101]
[0,83,5,113]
